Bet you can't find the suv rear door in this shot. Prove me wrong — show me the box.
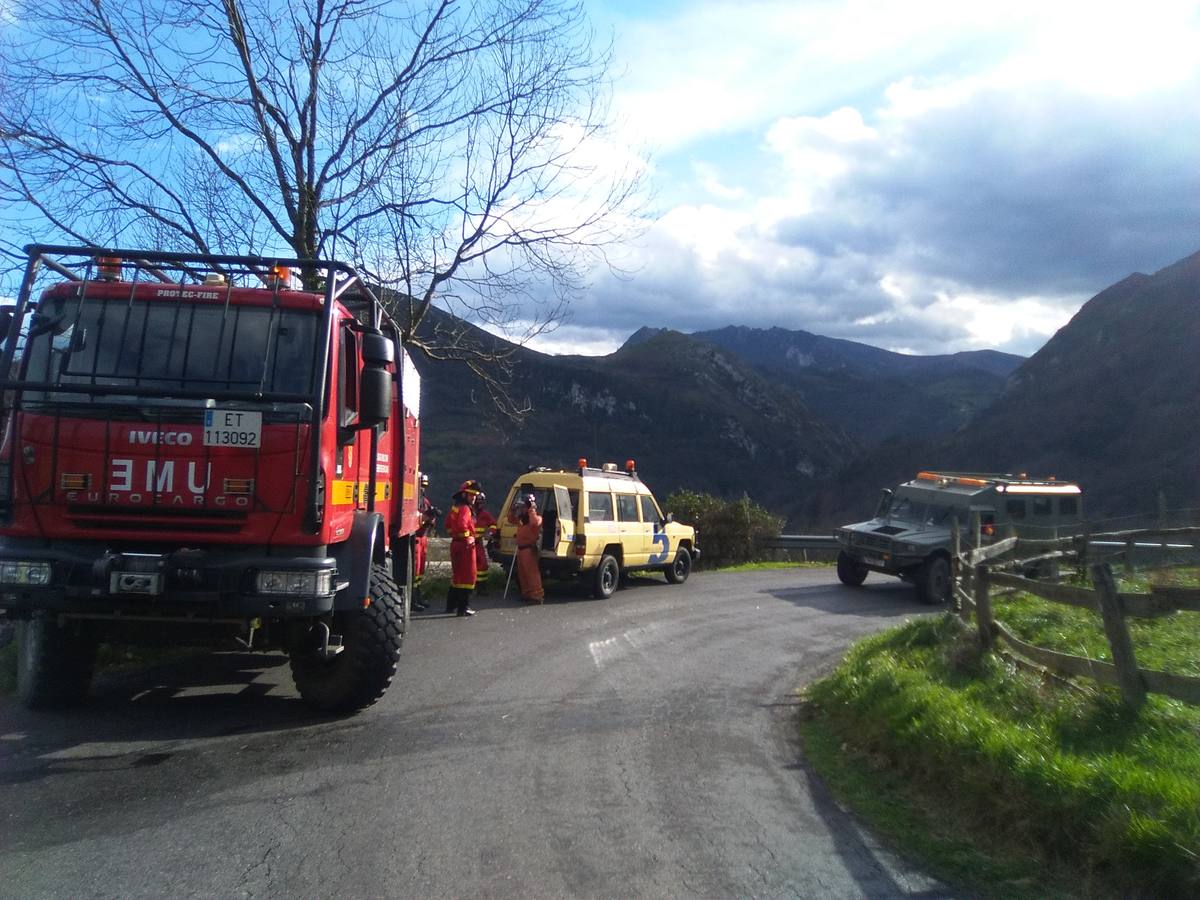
[541,484,575,558]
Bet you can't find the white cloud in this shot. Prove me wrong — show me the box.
[540,0,1200,359]
[692,162,745,201]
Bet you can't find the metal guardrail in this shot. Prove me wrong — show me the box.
[762,534,839,551]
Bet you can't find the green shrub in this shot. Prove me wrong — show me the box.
[664,490,783,567]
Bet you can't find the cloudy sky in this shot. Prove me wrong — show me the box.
[524,0,1200,357]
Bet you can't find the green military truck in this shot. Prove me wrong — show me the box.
[835,471,1083,604]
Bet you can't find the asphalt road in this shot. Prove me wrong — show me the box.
[0,569,953,899]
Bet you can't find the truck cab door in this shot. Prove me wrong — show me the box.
[544,484,575,557]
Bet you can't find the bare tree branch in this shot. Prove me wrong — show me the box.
[0,0,646,413]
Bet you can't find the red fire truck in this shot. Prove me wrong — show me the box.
[0,246,421,713]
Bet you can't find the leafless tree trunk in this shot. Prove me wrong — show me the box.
[0,0,642,411]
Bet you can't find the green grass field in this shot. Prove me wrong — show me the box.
[800,582,1200,898]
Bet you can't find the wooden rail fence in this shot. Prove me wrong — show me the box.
[951,525,1200,710]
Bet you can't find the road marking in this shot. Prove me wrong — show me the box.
[588,636,619,668]
[588,623,662,669]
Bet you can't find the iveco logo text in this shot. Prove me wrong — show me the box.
[128,430,194,446]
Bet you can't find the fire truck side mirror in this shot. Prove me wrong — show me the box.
[361,331,394,366]
[358,366,392,427]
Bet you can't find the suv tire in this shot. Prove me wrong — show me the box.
[290,563,405,713]
[593,554,620,599]
[916,556,951,605]
[836,551,869,587]
[16,616,97,709]
[665,548,691,584]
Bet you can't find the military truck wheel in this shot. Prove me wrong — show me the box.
[593,554,620,599]
[16,616,98,709]
[664,548,691,584]
[836,551,869,587]
[290,564,405,714]
[916,556,951,605]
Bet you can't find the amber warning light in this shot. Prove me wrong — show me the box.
[96,256,122,281]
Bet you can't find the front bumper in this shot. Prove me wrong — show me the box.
[0,541,338,619]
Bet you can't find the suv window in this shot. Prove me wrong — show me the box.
[1032,497,1052,516]
[1059,497,1078,516]
[640,495,660,524]
[588,491,613,522]
[1006,499,1027,519]
[616,494,639,522]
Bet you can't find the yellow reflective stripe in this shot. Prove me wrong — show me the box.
[330,480,392,505]
[450,581,476,589]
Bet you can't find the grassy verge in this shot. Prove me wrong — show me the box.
[800,597,1200,898]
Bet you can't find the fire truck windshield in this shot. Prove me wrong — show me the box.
[20,297,319,402]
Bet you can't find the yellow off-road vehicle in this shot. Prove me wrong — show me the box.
[496,460,700,599]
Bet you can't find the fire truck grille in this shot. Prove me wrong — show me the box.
[67,506,248,534]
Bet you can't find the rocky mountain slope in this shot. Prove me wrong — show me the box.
[415,247,1198,528]
[627,325,1023,443]
[815,251,1200,526]
[414,314,856,512]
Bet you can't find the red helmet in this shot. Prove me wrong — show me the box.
[458,479,481,495]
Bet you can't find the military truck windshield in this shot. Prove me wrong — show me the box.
[887,497,927,522]
[887,497,957,527]
[21,297,318,401]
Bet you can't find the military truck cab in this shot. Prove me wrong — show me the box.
[836,471,1083,604]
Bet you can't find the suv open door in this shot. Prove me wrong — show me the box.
[541,484,575,557]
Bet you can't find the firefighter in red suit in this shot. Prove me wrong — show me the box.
[508,494,545,604]
[444,481,480,617]
[472,492,498,595]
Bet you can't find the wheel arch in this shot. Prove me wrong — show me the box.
[331,511,386,611]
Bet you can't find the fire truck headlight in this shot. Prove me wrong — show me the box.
[255,569,333,596]
[0,561,52,586]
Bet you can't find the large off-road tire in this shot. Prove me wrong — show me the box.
[836,551,869,587]
[916,555,951,605]
[290,564,406,714]
[664,548,691,584]
[16,616,98,709]
[592,554,620,599]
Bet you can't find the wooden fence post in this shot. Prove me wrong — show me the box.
[974,563,993,649]
[1091,562,1146,711]
[1158,490,1169,565]
[951,518,962,614]
[1123,538,1135,576]
[1077,521,1091,581]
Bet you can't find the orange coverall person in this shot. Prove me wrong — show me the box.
[444,488,478,617]
[473,499,498,595]
[508,497,544,603]
[412,497,436,611]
